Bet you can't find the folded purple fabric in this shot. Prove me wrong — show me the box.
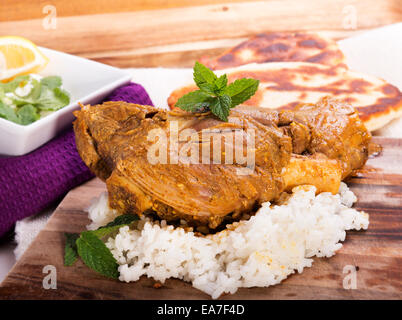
[0,83,153,238]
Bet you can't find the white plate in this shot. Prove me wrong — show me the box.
[0,47,131,156]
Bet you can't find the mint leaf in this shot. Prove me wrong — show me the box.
[215,74,228,93]
[176,62,259,122]
[0,75,30,93]
[193,61,217,87]
[0,101,20,124]
[91,225,126,239]
[41,76,62,89]
[92,214,138,238]
[176,90,213,112]
[76,231,119,279]
[11,76,69,110]
[53,87,70,105]
[209,95,231,122]
[27,79,42,100]
[63,214,137,275]
[102,214,138,228]
[64,233,79,266]
[36,86,70,111]
[223,78,259,107]
[12,78,41,106]
[0,75,71,125]
[198,83,216,96]
[17,104,40,125]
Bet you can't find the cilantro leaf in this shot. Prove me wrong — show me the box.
[16,104,40,125]
[40,76,62,89]
[76,231,119,279]
[176,90,213,112]
[176,62,259,122]
[193,61,217,87]
[223,78,260,107]
[209,95,231,122]
[64,233,79,266]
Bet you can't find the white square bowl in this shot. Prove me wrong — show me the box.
[0,47,132,156]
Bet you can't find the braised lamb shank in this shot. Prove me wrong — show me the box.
[73,97,371,229]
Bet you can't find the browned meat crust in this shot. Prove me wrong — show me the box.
[73,97,371,229]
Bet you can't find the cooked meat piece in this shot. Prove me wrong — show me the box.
[282,155,342,194]
[75,102,291,228]
[73,97,371,229]
[280,97,371,178]
[236,97,372,178]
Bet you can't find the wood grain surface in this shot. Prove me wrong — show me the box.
[0,0,256,22]
[0,137,401,300]
[1,0,401,67]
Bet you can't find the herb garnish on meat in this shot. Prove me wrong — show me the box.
[176,62,259,121]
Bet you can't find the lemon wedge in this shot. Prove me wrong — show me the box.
[0,36,49,82]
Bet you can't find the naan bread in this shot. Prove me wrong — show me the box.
[168,62,402,131]
[199,32,346,69]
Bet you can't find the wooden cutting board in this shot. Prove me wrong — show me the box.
[0,137,401,300]
[1,0,401,68]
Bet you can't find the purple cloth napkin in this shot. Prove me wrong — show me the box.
[0,83,153,238]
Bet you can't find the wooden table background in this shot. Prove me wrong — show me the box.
[1,0,401,68]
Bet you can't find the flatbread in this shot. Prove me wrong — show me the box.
[168,62,402,132]
[199,32,346,70]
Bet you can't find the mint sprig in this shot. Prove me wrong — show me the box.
[176,62,259,121]
[63,214,138,279]
[76,231,120,279]
[64,233,79,266]
[223,78,260,108]
[210,94,232,122]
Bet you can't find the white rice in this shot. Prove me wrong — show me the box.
[87,193,120,231]
[88,183,368,299]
